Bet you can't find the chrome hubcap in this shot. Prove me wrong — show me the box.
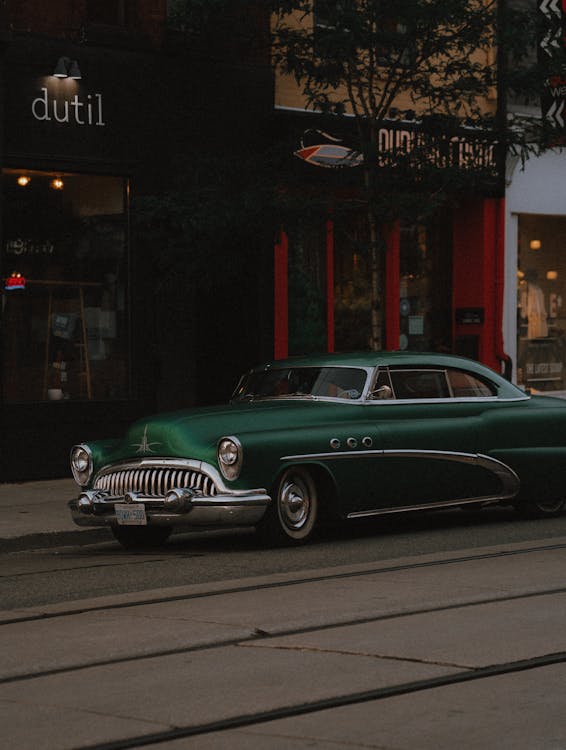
[280,478,310,530]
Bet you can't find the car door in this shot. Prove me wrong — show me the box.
[346,366,508,515]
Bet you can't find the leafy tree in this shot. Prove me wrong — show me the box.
[158,1,558,351]
[271,0,554,349]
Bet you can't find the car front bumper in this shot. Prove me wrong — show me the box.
[69,489,271,530]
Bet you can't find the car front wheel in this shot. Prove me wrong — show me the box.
[111,525,172,549]
[257,467,318,546]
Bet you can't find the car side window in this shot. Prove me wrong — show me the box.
[447,368,495,397]
[389,369,450,399]
[370,369,394,399]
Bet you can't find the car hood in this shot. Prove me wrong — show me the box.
[95,399,357,468]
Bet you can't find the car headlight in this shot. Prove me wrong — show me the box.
[70,444,93,486]
[217,436,242,481]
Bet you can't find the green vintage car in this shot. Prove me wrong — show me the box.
[69,351,566,548]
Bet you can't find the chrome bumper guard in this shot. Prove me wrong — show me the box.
[69,487,271,529]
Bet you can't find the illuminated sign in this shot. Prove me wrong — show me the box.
[5,273,26,291]
[5,239,54,256]
[31,87,106,127]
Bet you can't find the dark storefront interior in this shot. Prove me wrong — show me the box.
[2,169,130,404]
[285,211,453,356]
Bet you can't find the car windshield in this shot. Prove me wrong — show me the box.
[232,366,368,401]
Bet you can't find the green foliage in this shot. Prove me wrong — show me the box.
[273,0,499,123]
[133,141,330,291]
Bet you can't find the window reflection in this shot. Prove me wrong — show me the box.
[1,169,130,402]
[517,215,566,394]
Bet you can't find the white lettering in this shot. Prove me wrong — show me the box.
[95,93,105,126]
[70,95,85,125]
[31,87,106,127]
[5,238,54,256]
[31,88,51,121]
[375,125,496,171]
[53,99,69,123]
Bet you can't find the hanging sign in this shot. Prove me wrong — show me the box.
[294,130,363,168]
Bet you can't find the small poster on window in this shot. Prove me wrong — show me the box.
[408,315,424,335]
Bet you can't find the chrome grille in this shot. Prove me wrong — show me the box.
[94,466,217,497]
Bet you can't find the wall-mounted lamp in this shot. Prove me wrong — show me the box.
[53,57,82,80]
[546,270,558,281]
[529,239,542,250]
[17,175,30,187]
[51,178,64,190]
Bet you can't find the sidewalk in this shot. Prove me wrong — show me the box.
[0,478,110,552]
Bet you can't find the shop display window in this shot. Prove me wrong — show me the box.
[333,214,376,351]
[517,214,566,393]
[1,169,130,403]
[287,222,327,355]
[399,219,452,353]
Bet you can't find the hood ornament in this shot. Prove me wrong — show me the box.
[131,424,161,454]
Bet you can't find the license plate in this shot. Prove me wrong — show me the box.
[115,503,147,526]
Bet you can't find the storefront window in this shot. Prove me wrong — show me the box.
[1,169,130,402]
[517,214,566,393]
[288,223,327,355]
[333,213,375,351]
[399,218,452,353]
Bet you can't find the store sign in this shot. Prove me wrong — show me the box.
[295,143,363,168]
[456,307,485,325]
[296,124,497,174]
[376,124,496,171]
[526,361,563,377]
[31,87,106,127]
[5,238,54,256]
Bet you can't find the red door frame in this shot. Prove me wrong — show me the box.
[274,219,402,358]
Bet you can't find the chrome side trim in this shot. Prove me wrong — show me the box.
[281,449,520,506]
[347,494,504,519]
[358,396,529,405]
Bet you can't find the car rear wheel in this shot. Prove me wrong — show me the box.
[111,525,172,549]
[514,497,566,519]
[257,467,318,546]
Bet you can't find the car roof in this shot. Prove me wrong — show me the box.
[256,351,490,370]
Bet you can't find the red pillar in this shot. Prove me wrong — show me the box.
[385,221,400,350]
[453,197,507,370]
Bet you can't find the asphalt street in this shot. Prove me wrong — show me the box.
[2,536,566,749]
[3,481,566,748]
